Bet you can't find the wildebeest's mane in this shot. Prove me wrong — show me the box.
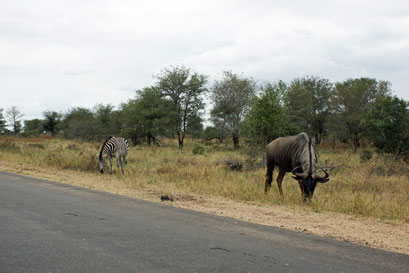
[293,133,312,173]
[307,135,313,174]
[99,136,113,160]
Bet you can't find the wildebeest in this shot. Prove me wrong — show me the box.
[265,132,329,199]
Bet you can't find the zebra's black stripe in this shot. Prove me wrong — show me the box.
[99,136,129,160]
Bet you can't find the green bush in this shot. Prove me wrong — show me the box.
[192,144,204,155]
[361,96,409,159]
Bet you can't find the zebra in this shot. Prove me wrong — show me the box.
[98,136,129,174]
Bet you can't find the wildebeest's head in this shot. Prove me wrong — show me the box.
[291,166,329,200]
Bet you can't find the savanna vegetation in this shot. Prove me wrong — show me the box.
[1,65,408,223]
[0,136,408,223]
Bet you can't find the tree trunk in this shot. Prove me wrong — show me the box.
[315,134,321,144]
[232,131,239,149]
[353,137,360,153]
[178,131,184,149]
[352,136,359,153]
[131,135,138,146]
[219,132,224,143]
[147,132,152,146]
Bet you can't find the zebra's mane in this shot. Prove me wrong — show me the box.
[99,136,113,160]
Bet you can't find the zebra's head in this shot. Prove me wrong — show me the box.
[98,154,107,174]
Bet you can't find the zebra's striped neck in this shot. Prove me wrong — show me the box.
[99,136,113,160]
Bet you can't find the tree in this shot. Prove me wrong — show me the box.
[93,104,122,137]
[155,65,208,149]
[62,107,101,140]
[332,78,390,152]
[24,119,43,136]
[185,113,204,138]
[210,71,256,149]
[286,76,333,144]
[6,106,24,134]
[121,87,174,145]
[0,108,6,134]
[42,111,62,136]
[243,81,298,146]
[361,96,409,159]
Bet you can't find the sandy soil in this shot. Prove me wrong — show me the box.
[1,162,408,256]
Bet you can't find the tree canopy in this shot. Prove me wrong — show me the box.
[2,65,406,159]
[332,78,391,151]
[155,65,208,149]
[361,95,409,159]
[210,71,256,149]
[121,87,174,145]
[43,111,62,136]
[6,106,24,134]
[286,76,333,144]
[244,81,297,146]
[0,108,6,134]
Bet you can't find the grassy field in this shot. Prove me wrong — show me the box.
[1,135,408,223]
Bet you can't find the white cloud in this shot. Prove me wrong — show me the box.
[0,0,408,123]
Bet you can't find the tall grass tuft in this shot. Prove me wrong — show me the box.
[0,140,20,152]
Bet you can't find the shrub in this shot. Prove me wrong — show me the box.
[27,143,45,149]
[192,144,204,155]
[360,149,373,162]
[0,140,19,152]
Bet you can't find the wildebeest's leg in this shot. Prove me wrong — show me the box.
[264,164,274,194]
[276,167,286,196]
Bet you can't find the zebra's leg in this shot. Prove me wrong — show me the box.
[116,157,121,173]
[108,157,113,175]
[120,156,125,174]
[124,155,127,165]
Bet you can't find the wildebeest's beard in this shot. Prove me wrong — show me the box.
[299,175,317,200]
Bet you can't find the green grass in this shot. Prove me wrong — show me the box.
[1,136,408,222]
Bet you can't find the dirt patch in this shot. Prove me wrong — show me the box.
[1,161,408,255]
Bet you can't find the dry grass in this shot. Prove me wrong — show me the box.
[1,136,408,223]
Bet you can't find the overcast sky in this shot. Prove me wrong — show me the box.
[1,0,409,122]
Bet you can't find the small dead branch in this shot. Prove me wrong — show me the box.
[160,195,174,202]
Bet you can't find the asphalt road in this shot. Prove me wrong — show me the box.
[1,171,408,273]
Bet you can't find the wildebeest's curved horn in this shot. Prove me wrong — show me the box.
[312,168,329,183]
[291,166,301,176]
[291,166,308,180]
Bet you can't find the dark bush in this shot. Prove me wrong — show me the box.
[360,149,373,162]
